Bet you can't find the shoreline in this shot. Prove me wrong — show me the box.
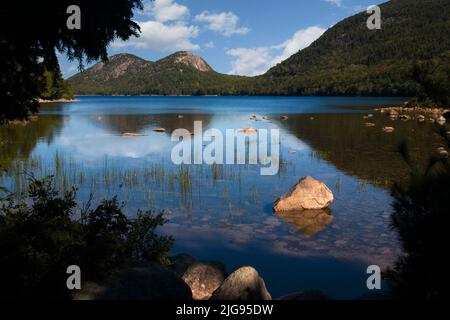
[38,98,80,104]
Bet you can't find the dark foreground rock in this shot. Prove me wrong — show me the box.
[169,253,198,277]
[73,261,192,300]
[169,254,228,300]
[182,262,228,300]
[210,266,272,300]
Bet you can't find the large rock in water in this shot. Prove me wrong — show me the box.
[182,262,228,300]
[73,261,192,300]
[210,267,272,300]
[273,176,334,211]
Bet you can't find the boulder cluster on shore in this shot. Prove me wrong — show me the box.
[368,106,450,157]
[374,106,449,125]
[73,254,329,301]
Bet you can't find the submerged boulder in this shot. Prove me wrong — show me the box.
[210,266,271,300]
[182,262,228,300]
[273,176,334,212]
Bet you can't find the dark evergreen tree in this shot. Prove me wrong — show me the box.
[0,0,143,122]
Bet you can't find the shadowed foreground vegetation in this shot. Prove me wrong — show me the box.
[385,128,450,299]
[0,176,173,299]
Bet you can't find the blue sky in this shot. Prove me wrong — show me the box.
[59,0,386,78]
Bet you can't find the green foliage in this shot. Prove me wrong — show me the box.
[0,175,173,299]
[40,67,74,101]
[385,128,450,299]
[411,51,450,107]
[0,0,143,122]
[262,0,450,97]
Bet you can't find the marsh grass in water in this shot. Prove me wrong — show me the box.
[0,152,250,212]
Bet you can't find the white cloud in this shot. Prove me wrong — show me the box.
[324,0,343,7]
[112,0,199,52]
[112,21,199,52]
[143,0,189,22]
[227,47,271,76]
[195,11,249,37]
[227,26,326,76]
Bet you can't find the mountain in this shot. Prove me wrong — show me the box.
[260,0,450,96]
[69,51,245,95]
[69,0,450,97]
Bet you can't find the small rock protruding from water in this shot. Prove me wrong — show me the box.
[153,128,166,133]
[437,147,449,158]
[122,132,145,137]
[241,127,258,134]
[281,115,289,121]
[399,114,411,121]
[273,176,334,211]
[437,116,446,125]
[388,110,399,120]
[250,115,257,121]
[417,115,426,122]
[382,127,395,133]
[210,266,272,300]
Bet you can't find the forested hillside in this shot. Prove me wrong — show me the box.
[69,52,247,95]
[69,0,450,98]
[259,0,450,96]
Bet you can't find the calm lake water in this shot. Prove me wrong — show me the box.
[1,96,447,299]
